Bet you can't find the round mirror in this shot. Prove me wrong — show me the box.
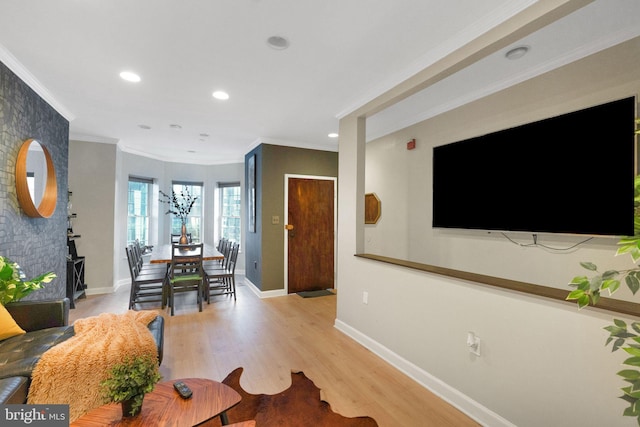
[16,139,57,218]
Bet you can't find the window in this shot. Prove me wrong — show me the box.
[171,182,203,242]
[219,182,241,243]
[127,177,153,245]
[27,172,35,202]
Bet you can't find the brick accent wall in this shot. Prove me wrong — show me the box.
[0,61,69,301]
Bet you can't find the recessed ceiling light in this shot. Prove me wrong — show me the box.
[212,91,229,100]
[267,36,289,50]
[119,71,141,82]
[138,124,151,130]
[505,45,530,60]
[169,124,182,130]
[199,133,209,138]
[328,133,339,138]
[188,150,196,153]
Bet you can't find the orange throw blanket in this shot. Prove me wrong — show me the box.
[27,310,159,422]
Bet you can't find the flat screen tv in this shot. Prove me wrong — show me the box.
[432,96,636,236]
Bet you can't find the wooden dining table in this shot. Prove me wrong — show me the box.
[149,243,224,264]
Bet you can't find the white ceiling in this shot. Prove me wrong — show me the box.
[0,1,638,165]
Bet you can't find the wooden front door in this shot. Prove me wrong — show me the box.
[286,177,335,294]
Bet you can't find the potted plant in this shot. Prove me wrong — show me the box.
[0,256,56,305]
[100,355,162,417]
[159,187,198,244]
[567,172,640,423]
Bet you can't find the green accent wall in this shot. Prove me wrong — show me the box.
[245,144,338,292]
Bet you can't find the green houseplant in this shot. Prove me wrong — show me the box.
[0,256,56,305]
[100,355,162,417]
[567,172,640,424]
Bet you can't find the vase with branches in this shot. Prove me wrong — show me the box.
[159,187,198,244]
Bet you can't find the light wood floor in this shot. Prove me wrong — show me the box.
[70,278,479,426]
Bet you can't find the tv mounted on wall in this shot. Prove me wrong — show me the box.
[432,96,636,236]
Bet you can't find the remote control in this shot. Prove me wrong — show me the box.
[173,381,193,399]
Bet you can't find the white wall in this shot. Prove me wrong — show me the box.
[364,86,637,298]
[114,152,245,288]
[338,36,640,427]
[114,152,167,291]
[69,142,244,293]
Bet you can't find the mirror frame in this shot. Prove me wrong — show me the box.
[15,139,57,218]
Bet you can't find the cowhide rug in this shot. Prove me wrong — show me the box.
[208,367,378,426]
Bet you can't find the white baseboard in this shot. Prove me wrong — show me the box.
[84,286,115,296]
[243,278,287,298]
[85,279,128,296]
[115,279,129,291]
[334,319,515,427]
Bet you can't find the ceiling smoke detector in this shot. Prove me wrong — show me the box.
[267,36,289,50]
[505,45,530,60]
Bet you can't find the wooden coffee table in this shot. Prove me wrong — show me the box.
[71,378,241,426]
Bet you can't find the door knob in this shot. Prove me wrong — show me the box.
[285,224,295,238]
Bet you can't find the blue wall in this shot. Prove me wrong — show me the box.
[0,61,69,301]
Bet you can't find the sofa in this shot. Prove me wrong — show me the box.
[0,298,164,404]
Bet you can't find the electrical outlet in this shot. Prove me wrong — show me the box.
[467,332,481,356]
[362,291,368,304]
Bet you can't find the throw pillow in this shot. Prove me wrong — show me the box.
[0,304,26,340]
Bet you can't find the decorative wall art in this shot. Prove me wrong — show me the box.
[364,193,381,224]
[248,154,256,233]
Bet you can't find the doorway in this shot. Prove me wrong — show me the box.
[284,175,336,294]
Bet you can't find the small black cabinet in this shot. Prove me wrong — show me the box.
[66,192,86,308]
[66,256,86,308]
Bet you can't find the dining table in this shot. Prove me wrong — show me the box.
[149,243,224,264]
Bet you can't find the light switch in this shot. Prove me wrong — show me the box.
[272,215,280,225]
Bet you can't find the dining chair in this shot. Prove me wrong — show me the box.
[214,237,227,266]
[212,238,228,267]
[171,233,193,243]
[216,237,225,251]
[204,242,238,301]
[203,238,232,273]
[131,241,165,275]
[125,246,167,310]
[167,243,204,316]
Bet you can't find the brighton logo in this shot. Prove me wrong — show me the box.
[2,405,68,426]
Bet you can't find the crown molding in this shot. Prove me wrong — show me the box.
[69,133,119,145]
[116,143,244,166]
[259,137,338,153]
[0,43,75,122]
